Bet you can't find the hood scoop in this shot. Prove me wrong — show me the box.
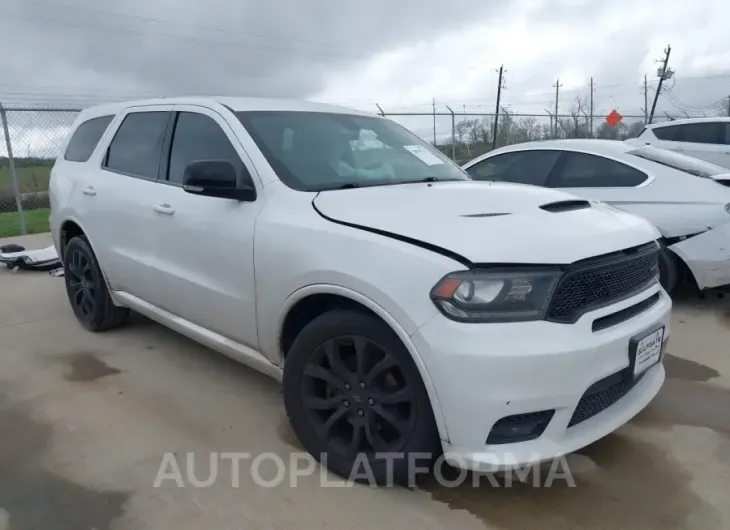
[460,212,512,218]
[539,200,592,213]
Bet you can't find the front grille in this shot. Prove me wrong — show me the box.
[591,292,661,332]
[546,243,659,323]
[568,372,643,428]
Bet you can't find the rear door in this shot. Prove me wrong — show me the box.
[673,122,726,166]
[80,105,173,298]
[146,105,263,349]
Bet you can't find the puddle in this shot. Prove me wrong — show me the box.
[64,353,121,382]
[0,396,129,529]
[663,354,720,382]
[417,434,717,529]
[636,379,730,434]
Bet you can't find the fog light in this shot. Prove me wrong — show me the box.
[486,410,555,445]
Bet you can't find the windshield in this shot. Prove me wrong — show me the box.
[235,111,470,191]
[628,146,728,178]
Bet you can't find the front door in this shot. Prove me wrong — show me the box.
[147,105,264,350]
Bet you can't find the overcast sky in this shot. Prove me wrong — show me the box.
[1,0,729,149]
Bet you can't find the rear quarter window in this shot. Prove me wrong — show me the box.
[63,115,115,162]
[651,125,679,141]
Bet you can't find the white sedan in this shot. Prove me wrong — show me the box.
[463,140,730,293]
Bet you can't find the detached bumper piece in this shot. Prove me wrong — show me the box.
[0,244,62,273]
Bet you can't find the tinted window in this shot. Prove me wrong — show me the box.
[723,123,730,146]
[235,111,468,191]
[676,122,724,144]
[466,150,560,186]
[652,125,679,141]
[168,112,249,185]
[104,111,169,179]
[551,152,647,188]
[63,115,114,162]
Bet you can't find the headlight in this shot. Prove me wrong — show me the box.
[430,269,563,323]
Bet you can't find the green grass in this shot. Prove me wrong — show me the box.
[0,165,52,194]
[0,208,50,239]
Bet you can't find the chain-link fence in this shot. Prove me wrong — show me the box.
[0,105,80,237]
[0,102,682,239]
[380,109,675,166]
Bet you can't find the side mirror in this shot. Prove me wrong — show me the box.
[182,160,256,201]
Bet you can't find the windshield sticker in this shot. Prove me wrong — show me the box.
[403,145,445,166]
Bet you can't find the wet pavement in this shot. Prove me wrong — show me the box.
[1,233,728,529]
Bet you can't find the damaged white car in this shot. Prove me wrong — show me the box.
[463,140,730,293]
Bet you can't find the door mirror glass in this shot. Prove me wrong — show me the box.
[182,160,255,201]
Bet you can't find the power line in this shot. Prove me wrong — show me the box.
[21,0,362,53]
[0,10,361,59]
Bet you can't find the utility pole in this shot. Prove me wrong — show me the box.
[589,77,595,138]
[432,97,436,145]
[492,65,505,150]
[648,44,672,124]
[553,79,562,137]
[643,75,649,124]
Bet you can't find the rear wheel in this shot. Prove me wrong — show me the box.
[283,309,440,485]
[63,236,129,331]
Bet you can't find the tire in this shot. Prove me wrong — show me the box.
[658,248,680,294]
[63,236,129,332]
[283,309,440,485]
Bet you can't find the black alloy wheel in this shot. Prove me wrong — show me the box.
[63,236,129,331]
[301,335,416,458]
[283,309,440,484]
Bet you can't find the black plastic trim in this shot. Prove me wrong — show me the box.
[591,292,661,332]
[539,199,591,213]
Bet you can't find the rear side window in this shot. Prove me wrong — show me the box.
[652,125,679,141]
[675,122,724,144]
[466,150,560,187]
[550,152,648,188]
[63,115,114,162]
[104,111,170,179]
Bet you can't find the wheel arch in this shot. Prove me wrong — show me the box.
[58,216,120,302]
[276,284,450,442]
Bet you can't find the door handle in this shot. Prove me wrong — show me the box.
[82,186,96,196]
[153,203,175,215]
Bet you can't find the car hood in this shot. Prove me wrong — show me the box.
[313,181,660,264]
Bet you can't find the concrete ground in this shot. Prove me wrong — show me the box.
[1,233,729,530]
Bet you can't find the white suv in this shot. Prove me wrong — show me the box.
[627,117,730,168]
[49,97,671,483]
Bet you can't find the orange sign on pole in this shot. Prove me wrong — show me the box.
[606,109,623,128]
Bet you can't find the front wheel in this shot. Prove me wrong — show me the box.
[63,236,129,332]
[658,248,681,294]
[283,309,440,485]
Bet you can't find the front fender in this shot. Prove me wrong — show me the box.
[274,283,451,443]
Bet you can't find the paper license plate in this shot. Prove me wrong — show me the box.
[632,326,665,378]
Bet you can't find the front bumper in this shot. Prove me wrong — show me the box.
[669,220,730,289]
[411,283,671,471]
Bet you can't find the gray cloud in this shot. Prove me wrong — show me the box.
[0,0,499,104]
